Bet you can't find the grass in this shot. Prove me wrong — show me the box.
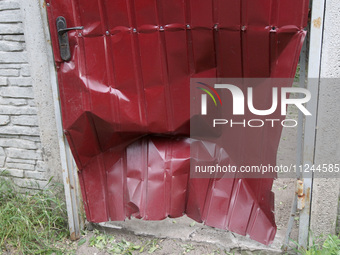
[294,64,301,83]
[0,172,69,254]
[291,234,340,255]
[181,243,195,254]
[1,169,338,255]
[84,229,161,254]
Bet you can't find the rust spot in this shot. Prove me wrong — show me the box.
[66,177,69,184]
[70,232,77,241]
[297,194,305,210]
[306,187,311,203]
[296,180,304,196]
[297,180,305,210]
[70,185,74,189]
[42,1,46,8]
[313,17,321,28]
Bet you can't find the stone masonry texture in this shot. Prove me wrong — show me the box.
[0,0,48,190]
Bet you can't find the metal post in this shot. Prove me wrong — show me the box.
[43,5,85,240]
[283,37,308,249]
[299,0,326,249]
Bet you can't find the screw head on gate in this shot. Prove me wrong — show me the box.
[78,33,82,37]
[159,26,164,31]
[106,31,109,35]
[132,28,137,33]
[186,24,191,29]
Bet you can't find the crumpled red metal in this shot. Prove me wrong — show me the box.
[46,0,309,245]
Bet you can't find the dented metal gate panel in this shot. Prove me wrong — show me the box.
[46,0,309,245]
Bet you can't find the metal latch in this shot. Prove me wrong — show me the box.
[56,16,83,61]
[297,180,305,210]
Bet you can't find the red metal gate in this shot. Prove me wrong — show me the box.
[46,0,309,245]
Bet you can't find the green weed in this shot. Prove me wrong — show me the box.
[0,173,69,254]
[290,234,340,255]
[294,64,301,83]
[88,229,161,254]
[181,243,195,254]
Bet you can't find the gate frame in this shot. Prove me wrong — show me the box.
[298,0,327,249]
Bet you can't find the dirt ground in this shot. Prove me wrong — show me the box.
[62,227,278,255]
[75,231,249,255]
[60,100,300,255]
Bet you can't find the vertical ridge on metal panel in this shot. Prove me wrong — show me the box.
[184,0,194,77]
[269,0,278,76]
[212,0,219,78]
[128,0,148,130]
[240,0,246,77]
[154,1,173,131]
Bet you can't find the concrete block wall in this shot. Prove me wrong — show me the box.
[0,0,49,189]
[310,0,340,238]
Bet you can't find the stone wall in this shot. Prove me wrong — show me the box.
[0,0,48,189]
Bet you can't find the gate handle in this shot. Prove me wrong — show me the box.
[58,26,84,36]
[56,16,83,61]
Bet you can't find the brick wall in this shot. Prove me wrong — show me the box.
[0,0,48,189]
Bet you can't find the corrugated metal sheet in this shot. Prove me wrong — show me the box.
[46,0,309,245]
